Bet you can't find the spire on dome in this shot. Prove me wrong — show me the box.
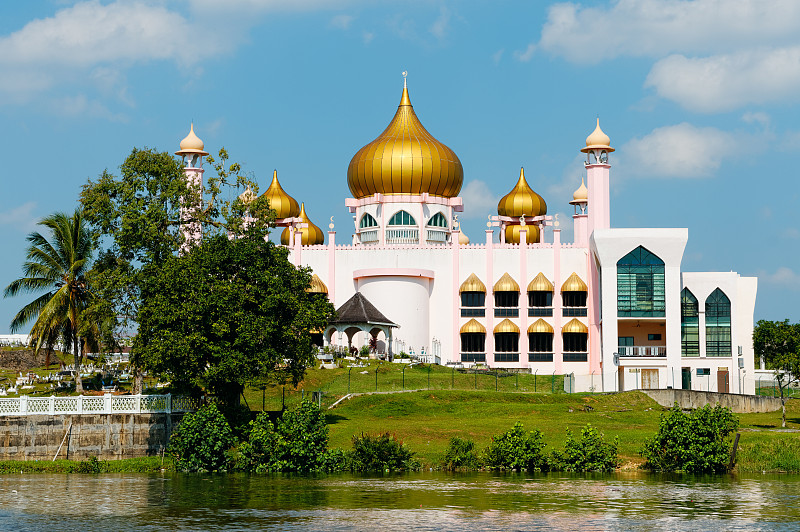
[570,178,588,205]
[581,118,614,153]
[260,170,300,219]
[176,123,209,156]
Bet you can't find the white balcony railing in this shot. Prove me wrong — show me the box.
[618,346,666,357]
[426,229,448,243]
[386,228,419,244]
[0,394,201,417]
[359,230,379,244]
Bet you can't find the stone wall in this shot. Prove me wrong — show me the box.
[0,413,185,460]
[642,389,782,414]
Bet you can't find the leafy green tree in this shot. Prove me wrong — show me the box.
[349,433,420,472]
[483,421,548,471]
[641,404,739,473]
[3,209,95,392]
[133,230,335,404]
[753,319,800,427]
[168,403,235,472]
[550,424,620,472]
[441,436,482,471]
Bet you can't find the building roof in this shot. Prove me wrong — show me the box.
[330,292,398,327]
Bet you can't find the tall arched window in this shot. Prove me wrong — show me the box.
[705,288,731,357]
[427,212,447,228]
[359,213,378,229]
[681,288,699,357]
[388,210,416,226]
[617,246,665,317]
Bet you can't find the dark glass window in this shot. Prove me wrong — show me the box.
[461,333,485,352]
[462,353,485,363]
[681,288,699,357]
[705,288,731,357]
[359,214,378,229]
[528,291,553,307]
[461,292,485,307]
[563,332,588,352]
[494,333,519,352]
[529,333,553,352]
[495,291,519,307]
[388,210,416,226]
[562,291,587,307]
[617,246,665,317]
[427,213,448,228]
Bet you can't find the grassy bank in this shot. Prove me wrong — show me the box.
[0,456,172,474]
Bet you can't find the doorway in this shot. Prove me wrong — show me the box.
[717,368,729,393]
[641,368,659,389]
[681,367,692,390]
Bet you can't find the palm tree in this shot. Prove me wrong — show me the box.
[4,209,95,393]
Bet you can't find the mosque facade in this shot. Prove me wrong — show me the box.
[176,81,757,394]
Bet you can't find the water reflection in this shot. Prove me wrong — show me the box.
[0,472,797,531]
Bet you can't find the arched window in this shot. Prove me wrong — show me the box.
[681,288,699,357]
[705,288,731,357]
[427,212,448,228]
[460,319,486,363]
[617,246,665,317]
[359,213,378,229]
[388,210,416,226]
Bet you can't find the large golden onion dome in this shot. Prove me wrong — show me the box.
[497,167,547,244]
[281,203,325,245]
[347,82,463,199]
[261,170,300,219]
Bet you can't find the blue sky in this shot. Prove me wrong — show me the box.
[1,0,798,333]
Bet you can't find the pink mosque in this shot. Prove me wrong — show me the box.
[175,80,757,394]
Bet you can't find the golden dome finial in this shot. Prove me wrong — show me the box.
[497,167,547,244]
[176,122,209,156]
[261,169,300,219]
[281,202,325,246]
[347,80,463,199]
[582,118,614,153]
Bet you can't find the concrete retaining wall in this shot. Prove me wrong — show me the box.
[0,413,185,460]
[643,389,782,413]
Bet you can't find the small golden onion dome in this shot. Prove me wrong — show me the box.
[261,170,300,219]
[458,231,470,245]
[569,178,588,205]
[493,272,520,293]
[504,224,539,245]
[347,82,463,199]
[527,272,554,292]
[581,118,614,153]
[176,123,209,156]
[239,186,256,205]
[306,274,328,294]
[494,318,520,334]
[459,273,486,293]
[280,203,325,246]
[460,319,486,334]
[561,272,588,292]
[562,318,588,334]
[528,318,554,334]
[497,168,547,218]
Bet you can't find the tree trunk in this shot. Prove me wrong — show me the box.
[74,336,83,394]
[781,387,787,428]
[132,366,143,395]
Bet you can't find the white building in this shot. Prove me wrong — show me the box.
[177,80,757,394]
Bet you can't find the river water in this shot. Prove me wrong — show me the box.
[0,472,797,531]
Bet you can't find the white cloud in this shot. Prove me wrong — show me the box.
[513,43,535,62]
[0,202,38,233]
[760,267,800,290]
[460,180,498,220]
[362,31,375,44]
[621,123,736,178]
[742,111,770,128]
[429,6,450,40]
[783,228,800,239]
[492,49,504,65]
[645,48,800,113]
[330,14,354,30]
[536,0,800,64]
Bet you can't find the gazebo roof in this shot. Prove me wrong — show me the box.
[330,292,398,328]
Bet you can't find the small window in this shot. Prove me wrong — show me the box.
[359,213,378,229]
[495,292,519,307]
[648,334,662,341]
[461,292,485,307]
[388,210,416,226]
[697,368,710,376]
[494,333,519,352]
[461,333,485,352]
[562,292,587,307]
[427,212,447,228]
[528,291,553,308]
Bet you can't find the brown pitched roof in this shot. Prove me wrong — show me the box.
[330,292,398,327]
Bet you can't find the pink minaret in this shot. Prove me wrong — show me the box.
[570,178,589,247]
[175,124,209,251]
[581,119,613,236]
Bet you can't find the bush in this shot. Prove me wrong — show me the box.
[168,404,236,472]
[321,447,350,472]
[350,433,420,472]
[550,424,619,472]
[641,404,739,473]
[238,400,329,473]
[484,422,548,471]
[441,436,482,471]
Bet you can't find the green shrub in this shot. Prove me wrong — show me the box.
[349,433,420,472]
[484,421,548,471]
[321,447,350,472]
[442,436,482,471]
[238,400,329,473]
[640,404,739,473]
[168,404,236,472]
[550,424,619,472]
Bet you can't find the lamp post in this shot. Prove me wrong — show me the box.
[402,364,406,391]
[348,367,352,395]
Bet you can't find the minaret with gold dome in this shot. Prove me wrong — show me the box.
[581,118,613,235]
[345,74,464,246]
[176,123,209,249]
[496,167,547,244]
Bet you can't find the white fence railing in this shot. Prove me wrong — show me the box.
[386,228,419,244]
[0,394,201,417]
[618,345,667,357]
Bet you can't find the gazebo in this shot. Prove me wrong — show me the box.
[326,292,398,357]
